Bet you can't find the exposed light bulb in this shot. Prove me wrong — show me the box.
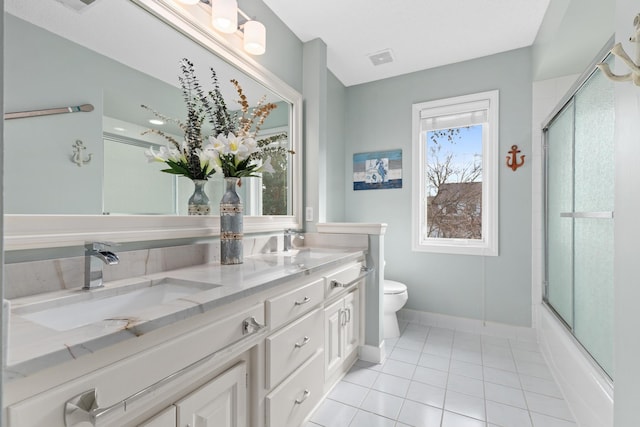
[211,0,238,34]
[149,119,164,125]
[243,20,266,55]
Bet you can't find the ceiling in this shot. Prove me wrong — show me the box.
[262,0,551,87]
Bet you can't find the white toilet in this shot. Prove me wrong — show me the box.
[383,279,409,339]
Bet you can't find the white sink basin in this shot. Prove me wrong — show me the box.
[17,278,220,332]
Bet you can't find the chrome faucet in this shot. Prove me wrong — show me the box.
[283,229,304,252]
[84,242,119,290]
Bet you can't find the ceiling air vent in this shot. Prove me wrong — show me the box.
[53,0,99,12]
[368,49,394,66]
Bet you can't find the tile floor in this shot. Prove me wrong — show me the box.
[305,322,577,427]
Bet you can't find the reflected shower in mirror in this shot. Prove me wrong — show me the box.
[4,7,293,216]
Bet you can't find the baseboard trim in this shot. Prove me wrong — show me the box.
[398,308,536,341]
[358,342,386,364]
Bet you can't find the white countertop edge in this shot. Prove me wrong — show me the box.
[5,249,365,380]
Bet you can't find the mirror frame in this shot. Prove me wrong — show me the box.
[4,0,303,251]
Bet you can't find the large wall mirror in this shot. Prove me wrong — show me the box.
[4,0,302,249]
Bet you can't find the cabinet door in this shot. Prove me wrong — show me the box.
[324,299,344,380]
[176,362,246,427]
[138,406,177,427]
[343,288,360,358]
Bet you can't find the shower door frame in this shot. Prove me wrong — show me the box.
[542,38,615,383]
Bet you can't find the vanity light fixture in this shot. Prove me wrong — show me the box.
[211,0,238,34]
[175,0,266,55]
[243,20,266,55]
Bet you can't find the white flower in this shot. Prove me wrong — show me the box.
[144,146,178,163]
[257,157,275,174]
[226,133,250,160]
[242,136,258,156]
[197,143,222,175]
[208,135,226,153]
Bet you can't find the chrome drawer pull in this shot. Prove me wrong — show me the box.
[330,266,374,289]
[330,280,346,289]
[294,296,311,306]
[242,316,266,335]
[295,389,311,404]
[295,336,311,348]
[65,389,110,427]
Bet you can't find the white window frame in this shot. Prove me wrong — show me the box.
[411,90,499,256]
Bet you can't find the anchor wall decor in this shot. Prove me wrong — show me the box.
[71,140,92,167]
[597,13,640,86]
[506,145,525,171]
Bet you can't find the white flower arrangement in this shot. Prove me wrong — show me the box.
[143,59,288,181]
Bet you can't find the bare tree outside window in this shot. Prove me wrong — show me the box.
[425,125,483,239]
[260,132,291,215]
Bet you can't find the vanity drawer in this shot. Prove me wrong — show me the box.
[324,262,363,300]
[266,277,324,329]
[265,350,324,427]
[266,308,323,389]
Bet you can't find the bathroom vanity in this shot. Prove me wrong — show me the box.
[4,247,368,427]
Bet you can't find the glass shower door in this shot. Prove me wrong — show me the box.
[572,64,615,377]
[544,55,615,379]
[546,102,575,328]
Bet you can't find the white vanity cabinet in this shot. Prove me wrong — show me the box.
[323,261,364,384]
[262,260,365,426]
[6,302,264,427]
[324,288,361,383]
[263,279,325,427]
[138,407,176,427]
[5,253,367,427]
[137,362,247,427]
[175,362,247,427]
[265,350,324,427]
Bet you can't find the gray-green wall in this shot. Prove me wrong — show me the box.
[238,0,303,93]
[326,71,347,221]
[342,48,533,326]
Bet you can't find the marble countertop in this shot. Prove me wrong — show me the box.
[6,247,365,381]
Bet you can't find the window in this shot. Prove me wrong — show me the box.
[412,90,499,256]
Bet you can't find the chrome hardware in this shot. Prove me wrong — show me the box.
[330,280,346,289]
[242,316,265,335]
[83,242,120,290]
[346,307,351,323]
[294,336,311,348]
[64,389,113,427]
[330,266,374,290]
[283,228,304,252]
[560,211,614,219]
[340,309,347,327]
[295,389,311,404]
[294,296,311,306]
[64,327,266,426]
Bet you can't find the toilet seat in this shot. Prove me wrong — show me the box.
[384,280,407,295]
